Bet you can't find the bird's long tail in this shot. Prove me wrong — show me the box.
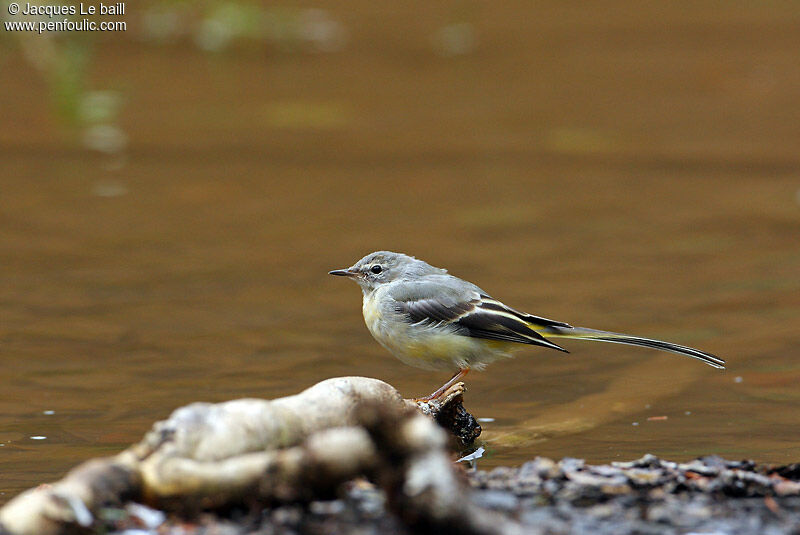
[536,325,725,369]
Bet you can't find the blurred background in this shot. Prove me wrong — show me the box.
[2,1,800,502]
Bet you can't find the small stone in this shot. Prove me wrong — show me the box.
[472,489,520,512]
[309,500,346,515]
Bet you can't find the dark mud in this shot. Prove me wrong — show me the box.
[99,454,800,535]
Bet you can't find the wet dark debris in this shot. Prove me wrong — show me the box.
[431,392,482,447]
[469,454,800,534]
[102,454,800,535]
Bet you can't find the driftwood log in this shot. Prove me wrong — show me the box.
[0,376,486,535]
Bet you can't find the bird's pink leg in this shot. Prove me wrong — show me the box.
[415,368,470,402]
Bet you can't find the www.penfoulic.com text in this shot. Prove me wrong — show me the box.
[4,3,126,34]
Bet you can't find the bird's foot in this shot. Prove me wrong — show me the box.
[413,381,466,413]
[414,368,470,403]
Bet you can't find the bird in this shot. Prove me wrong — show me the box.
[329,251,725,400]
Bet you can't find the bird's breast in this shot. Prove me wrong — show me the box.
[361,291,384,336]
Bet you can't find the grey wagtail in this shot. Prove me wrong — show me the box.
[330,251,725,400]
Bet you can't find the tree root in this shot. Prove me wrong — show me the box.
[0,376,490,535]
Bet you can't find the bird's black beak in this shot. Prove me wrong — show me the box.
[329,268,357,277]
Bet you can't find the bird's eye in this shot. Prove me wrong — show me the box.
[370,265,382,274]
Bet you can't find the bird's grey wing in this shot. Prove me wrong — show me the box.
[387,277,569,352]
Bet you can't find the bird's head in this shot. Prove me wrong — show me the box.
[329,250,445,293]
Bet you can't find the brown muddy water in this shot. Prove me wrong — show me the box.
[2,2,800,503]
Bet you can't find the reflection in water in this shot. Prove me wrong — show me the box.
[2,2,800,505]
[486,356,716,446]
